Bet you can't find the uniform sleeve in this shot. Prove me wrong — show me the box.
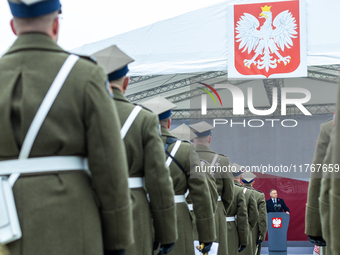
[188,144,216,243]
[330,96,340,253]
[84,66,133,250]
[206,174,219,214]
[330,173,340,253]
[248,191,259,230]
[305,123,330,236]
[319,138,333,245]
[257,193,268,240]
[143,115,177,244]
[236,191,249,246]
[220,157,234,212]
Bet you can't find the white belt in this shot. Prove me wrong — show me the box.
[174,195,186,203]
[0,156,88,175]
[188,204,193,211]
[128,177,144,189]
[218,196,222,201]
[226,216,236,222]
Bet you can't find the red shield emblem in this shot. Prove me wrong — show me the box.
[230,0,304,78]
[272,217,282,228]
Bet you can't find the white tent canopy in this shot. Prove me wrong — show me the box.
[72,0,340,76]
[72,0,339,121]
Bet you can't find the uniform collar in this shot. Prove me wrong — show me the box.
[112,88,130,103]
[195,144,215,153]
[234,180,242,187]
[5,33,66,56]
[243,183,252,188]
[161,126,177,138]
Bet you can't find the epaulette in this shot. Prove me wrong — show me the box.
[180,139,191,144]
[135,103,153,113]
[75,54,98,64]
[323,118,333,124]
[254,189,264,194]
[200,159,210,164]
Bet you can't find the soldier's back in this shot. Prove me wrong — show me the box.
[227,185,248,255]
[160,128,215,255]
[0,33,132,255]
[113,89,176,254]
[246,186,267,255]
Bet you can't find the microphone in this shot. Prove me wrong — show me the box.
[274,203,281,212]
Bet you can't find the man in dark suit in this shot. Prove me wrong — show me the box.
[266,189,290,214]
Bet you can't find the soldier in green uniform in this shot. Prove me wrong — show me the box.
[190,121,234,255]
[321,90,340,254]
[93,46,177,255]
[319,136,334,255]
[226,184,248,255]
[171,124,219,242]
[232,164,258,255]
[329,108,340,254]
[0,1,133,255]
[305,119,332,254]
[141,97,216,255]
[328,81,340,255]
[241,172,267,255]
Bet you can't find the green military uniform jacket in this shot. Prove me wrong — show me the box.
[112,89,177,254]
[0,33,133,254]
[186,160,219,240]
[160,128,216,254]
[243,183,267,255]
[320,134,333,255]
[227,185,249,255]
[204,171,219,215]
[235,181,258,255]
[305,120,333,239]
[329,81,340,254]
[324,82,340,254]
[187,160,219,213]
[195,144,234,255]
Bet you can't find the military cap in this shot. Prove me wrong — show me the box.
[241,171,257,184]
[93,45,134,82]
[140,96,177,120]
[231,163,243,177]
[189,121,214,137]
[171,123,197,140]
[8,0,61,18]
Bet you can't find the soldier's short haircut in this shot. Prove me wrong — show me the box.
[270,189,276,194]
[13,10,59,33]
[193,134,211,144]
[109,76,125,87]
[160,117,170,128]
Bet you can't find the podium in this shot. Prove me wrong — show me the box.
[267,212,290,255]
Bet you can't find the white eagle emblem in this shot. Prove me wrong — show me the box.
[272,217,282,228]
[235,5,297,72]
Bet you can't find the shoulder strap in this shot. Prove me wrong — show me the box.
[120,105,142,139]
[166,140,182,167]
[243,188,247,194]
[164,137,187,178]
[211,153,219,166]
[9,55,80,187]
[200,160,205,167]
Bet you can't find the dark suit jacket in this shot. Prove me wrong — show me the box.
[266,198,290,213]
